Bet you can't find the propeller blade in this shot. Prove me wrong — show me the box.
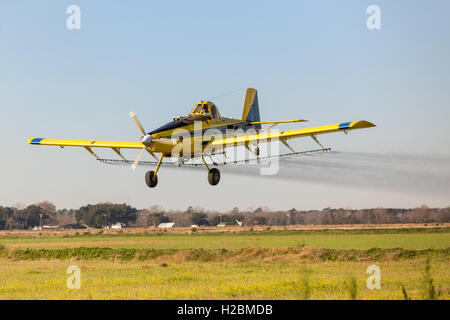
[131,148,145,170]
[129,112,146,136]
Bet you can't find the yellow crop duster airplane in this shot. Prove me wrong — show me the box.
[28,88,375,188]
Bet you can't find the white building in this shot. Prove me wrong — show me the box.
[158,222,176,228]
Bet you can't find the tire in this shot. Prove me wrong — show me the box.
[145,170,158,188]
[208,168,220,186]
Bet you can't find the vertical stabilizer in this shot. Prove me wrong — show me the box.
[241,88,261,130]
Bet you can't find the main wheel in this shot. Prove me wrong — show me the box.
[208,168,220,186]
[145,170,158,188]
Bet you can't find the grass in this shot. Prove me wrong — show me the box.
[0,257,448,299]
[0,227,448,300]
[1,228,449,250]
[421,258,437,300]
[3,246,449,262]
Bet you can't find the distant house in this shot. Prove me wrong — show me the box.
[32,225,60,231]
[158,222,176,228]
[43,225,60,230]
[111,223,124,229]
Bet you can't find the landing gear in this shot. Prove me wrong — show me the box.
[208,168,220,186]
[145,155,164,188]
[145,170,158,188]
[202,154,220,186]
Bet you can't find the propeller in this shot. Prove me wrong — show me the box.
[129,112,145,136]
[129,112,154,170]
[131,148,145,170]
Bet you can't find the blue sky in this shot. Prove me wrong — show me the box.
[1,1,449,210]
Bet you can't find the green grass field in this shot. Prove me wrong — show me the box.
[0,227,449,300]
[1,228,449,250]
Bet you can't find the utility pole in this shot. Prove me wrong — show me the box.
[104,214,107,229]
[39,214,43,230]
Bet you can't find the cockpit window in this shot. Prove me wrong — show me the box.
[192,104,203,114]
[190,102,220,119]
[210,105,218,119]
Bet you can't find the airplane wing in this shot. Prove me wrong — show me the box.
[27,138,150,163]
[28,120,375,166]
[210,120,375,148]
[28,138,143,149]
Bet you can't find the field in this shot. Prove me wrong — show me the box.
[0,225,449,300]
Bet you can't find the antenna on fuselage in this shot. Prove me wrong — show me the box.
[208,88,243,101]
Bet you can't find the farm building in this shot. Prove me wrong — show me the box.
[158,222,176,228]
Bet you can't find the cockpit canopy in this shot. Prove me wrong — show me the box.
[149,101,222,137]
[191,101,221,120]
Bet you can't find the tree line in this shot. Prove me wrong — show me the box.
[0,202,448,230]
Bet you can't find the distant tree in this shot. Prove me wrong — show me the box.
[37,201,56,215]
[75,203,137,227]
[147,212,169,227]
[53,209,77,225]
[22,205,46,229]
[0,207,13,230]
[191,212,209,226]
[252,216,267,225]
[1,203,449,229]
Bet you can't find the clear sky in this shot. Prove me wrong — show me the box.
[1,0,449,211]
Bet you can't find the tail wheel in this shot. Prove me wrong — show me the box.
[145,170,158,188]
[208,168,220,186]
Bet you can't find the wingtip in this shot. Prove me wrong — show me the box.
[352,121,376,129]
[28,138,44,145]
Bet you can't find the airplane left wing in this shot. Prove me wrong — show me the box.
[210,120,375,149]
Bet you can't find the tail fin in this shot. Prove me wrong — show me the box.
[241,88,261,130]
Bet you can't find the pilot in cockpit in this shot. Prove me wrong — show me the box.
[200,104,210,115]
